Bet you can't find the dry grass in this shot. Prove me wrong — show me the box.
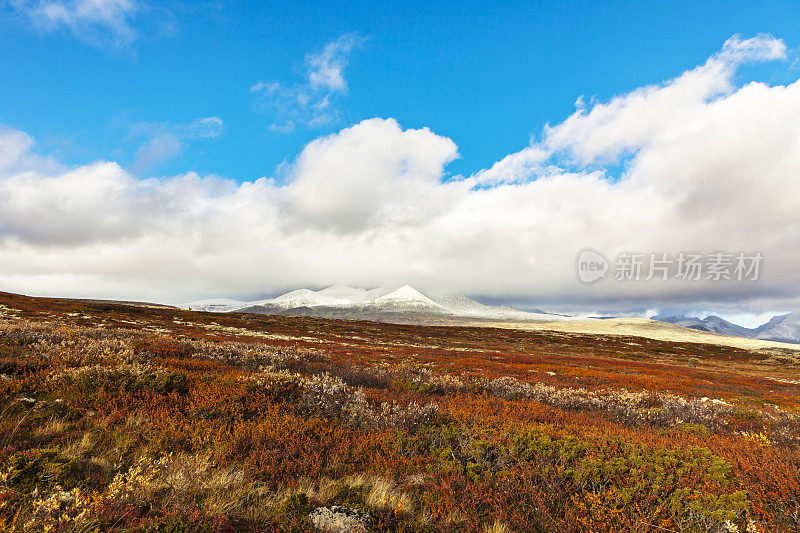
[63,432,95,458]
[497,317,800,351]
[482,520,513,533]
[31,418,70,439]
[347,475,415,515]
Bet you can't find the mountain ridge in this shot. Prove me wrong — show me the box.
[654,312,800,344]
[184,289,800,343]
[184,285,569,323]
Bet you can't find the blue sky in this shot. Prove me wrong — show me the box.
[1,0,800,320]
[2,0,799,182]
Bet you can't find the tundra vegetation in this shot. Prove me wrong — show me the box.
[0,292,798,532]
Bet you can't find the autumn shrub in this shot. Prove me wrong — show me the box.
[47,364,189,407]
[419,425,754,532]
[483,375,800,441]
[133,337,194,359]
[188,339,314,372]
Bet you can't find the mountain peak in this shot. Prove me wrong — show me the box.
[378,285,427,299]
[372,286,444,309]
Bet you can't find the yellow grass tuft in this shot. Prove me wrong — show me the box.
[32,418,70,439]
[482,520,513,533]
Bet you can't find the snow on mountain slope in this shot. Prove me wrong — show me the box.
[752,314,789,335]
[369,285,448,310]
[317,285,390,302]
[184,285,567,321]
[428,293,561,321]
[701,316,754,338]
[268,288,345,309]
[755,312,800,343]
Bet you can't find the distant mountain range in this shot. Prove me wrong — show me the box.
[654,312,800,344]
[184,285,800,345]
[184,285,569,324]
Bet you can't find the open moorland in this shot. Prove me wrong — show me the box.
[0,291,799,532]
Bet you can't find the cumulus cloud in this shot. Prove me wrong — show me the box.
[5,0,175,51]
[284,119,459,232]
[1,35,800,313]
[251,33,366,133]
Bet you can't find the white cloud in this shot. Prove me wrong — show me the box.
[306,33,364,92]
[283,118,459,232]
[538,34,788,168]
[183,117,224,139]
[131,133,182,174]
[251,33,366,132]
[0,128,35,172]
[127,116,224,174]
[1,35,800,314]
[6,0,174,51]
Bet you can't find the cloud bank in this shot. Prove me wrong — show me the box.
[1,35,799,313]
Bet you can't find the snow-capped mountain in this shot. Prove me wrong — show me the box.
[754,312,800,343]
[371,286,443,309]
[183,285,567,323]
[654,312,800,344]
